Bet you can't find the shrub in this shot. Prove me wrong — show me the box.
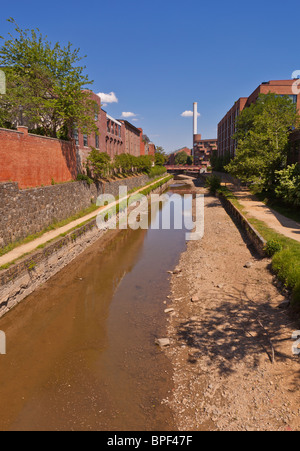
[76,173,93,185]
[274,164,300,207]
[205,174,222,194]
[264,239,283,257]
[148,166,166,178]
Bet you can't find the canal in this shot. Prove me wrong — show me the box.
[0,183,192,431]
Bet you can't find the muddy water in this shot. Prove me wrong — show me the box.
[0,190,191,431]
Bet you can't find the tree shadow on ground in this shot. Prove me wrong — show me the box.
[175,286,300,378]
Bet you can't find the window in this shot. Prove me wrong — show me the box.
[107,120,110,133]
[118,125,121,137]
[83,134,88,147]
[95,134,99,149]
[279,94,297,104]
[73,129,79,146]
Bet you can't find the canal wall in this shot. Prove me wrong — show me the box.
[0,173,162,250]
[0,177,173,319]
[217,191,267,257]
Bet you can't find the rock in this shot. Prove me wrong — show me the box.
[244,262,253,268]
[278,300,290,309]
[164,308,174,313]
[155,338,170,348]
[173,268,182,275]
[191,296,200,303]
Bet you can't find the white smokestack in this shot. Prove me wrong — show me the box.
[193,102,198,136]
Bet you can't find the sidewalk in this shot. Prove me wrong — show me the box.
[0,176,169,268]
[232,188,300,243]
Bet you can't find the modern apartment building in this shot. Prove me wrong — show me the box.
[193,135,217,166]
[217,80,300,159]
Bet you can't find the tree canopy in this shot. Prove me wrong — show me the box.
[175,151,188,165]
[225,93,299,191]
[154,146,167,166]
[0,18,98,138]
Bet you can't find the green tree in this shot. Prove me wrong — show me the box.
[175,151,188,165]
[274,163,300,206]
[187,155,194,165]
[225,93,299,191]
[0,18,98,138]
[154,146,167,166]
[86,148,111,180]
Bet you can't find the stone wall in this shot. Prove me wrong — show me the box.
[0,173,164,249]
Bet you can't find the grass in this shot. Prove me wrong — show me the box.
[218,186,300,306]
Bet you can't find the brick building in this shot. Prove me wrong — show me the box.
[119,120,141,157]
[75,92,127,169]
[217,80,300,159]
[193,134,217,166]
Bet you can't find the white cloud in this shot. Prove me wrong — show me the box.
[181,110,201,117]
[121,112,137,118]
[97,92,118,104]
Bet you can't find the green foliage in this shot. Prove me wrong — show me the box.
[114,153,153,174]
[147,166,167,178]
[210,149,231,172]
[274,163,300,207]
[154,146,167,166]
[86,148,111,180]
[0,18,98,138]
[76,173,94,185]
[272,249,300,291]
[225,93,300,191]
[187,156,193,165]
[264,239,283,257]
[175,151,188,165]
[205,174,222,194]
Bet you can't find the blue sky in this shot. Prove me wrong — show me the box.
[0,0,298,153]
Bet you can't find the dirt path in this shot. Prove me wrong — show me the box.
[163,188,300,431]
[233,189,300,243]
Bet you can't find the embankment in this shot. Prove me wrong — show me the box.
[0,173,160,249]
[0,177,173,319]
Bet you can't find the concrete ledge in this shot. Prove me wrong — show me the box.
[217,191,267,257]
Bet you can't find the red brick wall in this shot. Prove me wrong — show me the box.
[148,143,156,156]
[0,127,77,189]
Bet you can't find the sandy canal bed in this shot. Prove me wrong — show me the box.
[162,187,300,431]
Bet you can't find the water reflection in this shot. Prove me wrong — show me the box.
[0,192,190,431]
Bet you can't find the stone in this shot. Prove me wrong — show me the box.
[278,300,290,309]
[155,338,170,348]
[164,308,174,313]
[173,268,182,275]
[244,262,253,268]
[191,296,200,303]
